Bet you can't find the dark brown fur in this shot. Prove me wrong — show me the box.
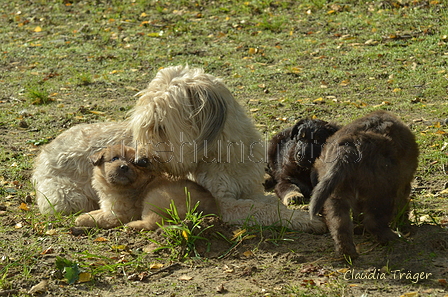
[265,119,339,205]
[309,110,419,258]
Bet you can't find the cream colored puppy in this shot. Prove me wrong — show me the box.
[75,144,219,230]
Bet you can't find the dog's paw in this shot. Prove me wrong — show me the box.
[75,210,122,229]
[75,213,96,227]
[376,229,401,244]
[336,246,359,260]
[282,191,306,206]
[126,219,158,231]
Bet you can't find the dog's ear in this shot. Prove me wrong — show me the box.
[325,123,341,136]
[291,120,306,140]
[89,150,105,166]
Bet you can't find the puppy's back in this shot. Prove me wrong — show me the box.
[310,111,418,217]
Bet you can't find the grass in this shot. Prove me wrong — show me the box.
[148,189,217,260]
[0,0,447,296]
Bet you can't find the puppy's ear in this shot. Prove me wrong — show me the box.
[291,120,305,140]
[89,150,105,166]
[325,123,341,136]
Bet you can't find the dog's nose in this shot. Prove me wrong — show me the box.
[119,164,129,172]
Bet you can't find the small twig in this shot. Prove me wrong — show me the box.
[218,239,246,260]
[148,263,181,278]
[0,289,19,296]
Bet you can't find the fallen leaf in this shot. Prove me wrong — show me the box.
[34,26,42,32]
[243,250,254,257]
[313,97,325,104]
[301,279,316,287]
[28,279,48,294]
[223,264,234,273]
[231,229,246,240]
[340,79,350,86]
[150,263,164,270]
[216,283,226,293]
[373,101,392,108]
[45,229,58,236]
[128,272,149,281]
[147,32,162,37]
[111,245,127,251]
[41,248,54,255]
[182,230,189,240]
[19,202,29,211]
[178,274,193,281]
[400,292,418,297]
[301,264,319,273]
[94,237,108,242]
[78,272,93,283]
[89,111,105,115]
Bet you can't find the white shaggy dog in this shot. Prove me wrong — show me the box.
[32,65,326,233]
[33,122,131,214]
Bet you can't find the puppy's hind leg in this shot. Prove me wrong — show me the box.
[324,197,359,259]
[362,193,399,244]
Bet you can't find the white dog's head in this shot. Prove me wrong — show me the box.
[127,65,232,172]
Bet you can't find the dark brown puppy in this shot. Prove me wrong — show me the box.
[266,119,339,206]
[310,110,419,258]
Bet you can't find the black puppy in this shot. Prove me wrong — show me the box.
[266,119,339,206]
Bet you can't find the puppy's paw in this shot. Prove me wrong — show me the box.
[75,210,121,229]
[337,247,359,260]
[126,219,158,231]
[282,191,306,206]
[75,213,97,227]
[376,229,400,244]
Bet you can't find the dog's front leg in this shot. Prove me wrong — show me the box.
[275,179,307,206]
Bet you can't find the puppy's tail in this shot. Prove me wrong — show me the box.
[309,167,343,219]
[309,138,361,219]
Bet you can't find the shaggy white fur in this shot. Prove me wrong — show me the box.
[32,65,326,233]
[127,65,325,233]
[33,122,131,214]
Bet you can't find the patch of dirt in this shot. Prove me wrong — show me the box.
[2,209,447,296]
